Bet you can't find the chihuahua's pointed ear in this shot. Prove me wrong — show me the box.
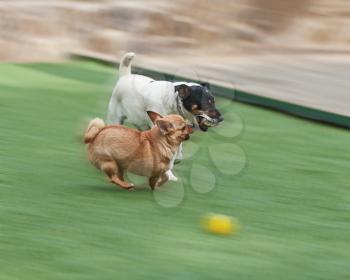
[176,84,191,100]
[155,119,174,135]
[147,111,163,124]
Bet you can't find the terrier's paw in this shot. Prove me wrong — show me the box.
[166,171,178,182]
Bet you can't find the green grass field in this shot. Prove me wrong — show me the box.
[0,60,349,280]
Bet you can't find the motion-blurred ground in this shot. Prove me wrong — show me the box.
[0,0,349,115]
[1,60,349,279]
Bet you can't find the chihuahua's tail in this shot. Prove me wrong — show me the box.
[118,52,135,77]
[84,118,105,144]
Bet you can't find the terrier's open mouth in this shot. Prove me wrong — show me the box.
[196,114,219,131]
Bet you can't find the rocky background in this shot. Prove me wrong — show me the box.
[1,0,349,115]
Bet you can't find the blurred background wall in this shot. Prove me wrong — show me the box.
[1,0,349,115]
[1,0,349,61]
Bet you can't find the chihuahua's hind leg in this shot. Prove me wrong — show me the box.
[101,160,135,190]
[111,176,135,191]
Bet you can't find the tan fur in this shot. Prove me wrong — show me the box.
[84,118,106,143]
[84,114,191,190]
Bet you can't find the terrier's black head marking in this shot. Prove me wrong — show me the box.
[175,83,223,131]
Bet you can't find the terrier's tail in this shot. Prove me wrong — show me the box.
[84,118,105,143]
[118,52,135,77]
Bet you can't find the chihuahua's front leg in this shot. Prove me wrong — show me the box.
[157,172,169,187]
[149,173,169,190]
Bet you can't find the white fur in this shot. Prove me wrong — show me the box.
[107,52,196,181]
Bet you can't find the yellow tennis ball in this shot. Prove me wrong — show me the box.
[202,214,239,235]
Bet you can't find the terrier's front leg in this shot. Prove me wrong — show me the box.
[166,154,178,181]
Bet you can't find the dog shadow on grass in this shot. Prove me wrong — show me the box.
[82,183,150,193]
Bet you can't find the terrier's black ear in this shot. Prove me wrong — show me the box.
[201,82,210,89]
[176,84,191,100]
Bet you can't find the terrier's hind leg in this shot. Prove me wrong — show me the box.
[107,98,126,125]
[101,160,134,190]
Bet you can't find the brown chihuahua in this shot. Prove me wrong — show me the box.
[84,114,192,190]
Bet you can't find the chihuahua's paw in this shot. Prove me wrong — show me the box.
[166,171,178,182]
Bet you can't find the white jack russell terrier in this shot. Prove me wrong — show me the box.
[107,52,223,181]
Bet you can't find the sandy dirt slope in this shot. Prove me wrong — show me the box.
[0,0,349,115]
